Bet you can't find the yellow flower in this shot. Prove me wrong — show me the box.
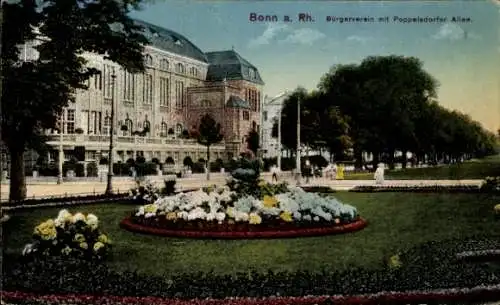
[74,233,86,243]
[93,242,105,252]
[97,234,108,244]
[388,254,402,270]
[494,204,500,214]
[263,196,278,208]
[34,220,57,240]
[61,246,72,255]
[249,213,262,225]
[79,242,88,250]
[166,212,177,221]
[226,207,235,218]
[279,211,293,222]
[144,204,158,214]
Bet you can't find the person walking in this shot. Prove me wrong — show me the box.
[271,164,279,183]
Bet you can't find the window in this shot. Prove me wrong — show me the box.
[103,65,115,99]
[160,59,169,70]
[190,67,198,77]
[124,118,133,136]
[144,54,153,67]
[175,80,184,108]
[143,74,153,105]
[94,71,102,90]
[66,109,75,134]
[176,124,183,135]
[175,63,185,74]
[103,116,111,135]
[123,71,135,102]
[143,120,151,135]
[243,111,250,121]
[263,111,268,121]
[159,77,170,107]
[160,122,168,137]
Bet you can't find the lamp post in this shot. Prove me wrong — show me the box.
[295,96,301,185]
[57,113,64,184]
[105,72,116,195]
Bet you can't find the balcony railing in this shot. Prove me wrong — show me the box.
[46,134,224,147]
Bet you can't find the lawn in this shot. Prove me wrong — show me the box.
[343,154,500,180]
[3,191,499,277]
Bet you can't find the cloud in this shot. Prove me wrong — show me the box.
[280,28,326,45]
[432,23,480,41]
[248,23,289,48]
[346,35,372,44]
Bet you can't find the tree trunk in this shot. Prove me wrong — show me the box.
[9,146,27,201]
[372,151,380,170]
[354,147,363,170]
[401,150,408,169]
[206,145,210,181]
[388,149,396,170]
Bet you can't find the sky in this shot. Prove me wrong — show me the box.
[130,0,500,132]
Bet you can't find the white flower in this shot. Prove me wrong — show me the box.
[206,213,216,221]
[22,243,35,256]
[215,212,226,222]
[135,207,145,216]
[303,215,312,221]
[293,211,302,220]
[72,213,86,223]
[313,216,320,222]
[86,214,99,230]
[177,211,189,220]
[145,212,156,218]
[234,211,249,222]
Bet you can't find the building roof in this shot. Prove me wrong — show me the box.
[205,50,264,85]
[133,19,208,63]
[226,95,251,109]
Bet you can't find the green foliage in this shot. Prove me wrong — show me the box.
[197,114,224,148]
[480,176,500,193]
[246,129,260,155]
[227,158,262,198]
[2,0,149,201]
[3,236,500,299]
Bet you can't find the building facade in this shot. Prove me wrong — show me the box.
[22,20,264,170]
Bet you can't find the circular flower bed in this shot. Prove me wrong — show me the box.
[122,175,367,239]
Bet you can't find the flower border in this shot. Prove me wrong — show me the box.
[2,285,500,305]
[119,217,368,239]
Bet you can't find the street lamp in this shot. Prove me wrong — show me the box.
[57,113,64,184]
[295,95,301,185]
[105,71,116,195]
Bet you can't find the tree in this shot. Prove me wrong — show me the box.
[246,130,260,156]
[197,114,223,180]
[2,0,148,201]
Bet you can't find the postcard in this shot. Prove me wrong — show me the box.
[1,0,500,304]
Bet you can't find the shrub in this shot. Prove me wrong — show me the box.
[113,162,131,176]
[99,158,108,165]
[75,163,85,177]
[481,176,500,193]
[192,161,205,173]
[21,210,111,261]
[135,161,157,176]
[86,162,98,177]
[161,179,176,196]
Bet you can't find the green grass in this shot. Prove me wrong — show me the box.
[3,192,500,277]
[344,154,500,180]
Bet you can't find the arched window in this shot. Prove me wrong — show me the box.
[160,122,168,137]
[144,54,153,67]
[176,63,185,74]
[124,118,133,136]
[103,116,111,135]
[176,123,183,135]
[160,59,169,71]
[143,120,151,135]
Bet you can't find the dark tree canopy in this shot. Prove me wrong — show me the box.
[2,0,149,201]
[197,114,224,180]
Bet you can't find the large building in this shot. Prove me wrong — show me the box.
[22,20,264,170]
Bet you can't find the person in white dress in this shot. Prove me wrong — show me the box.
[374,163,385,185]
[271,164,279,183]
